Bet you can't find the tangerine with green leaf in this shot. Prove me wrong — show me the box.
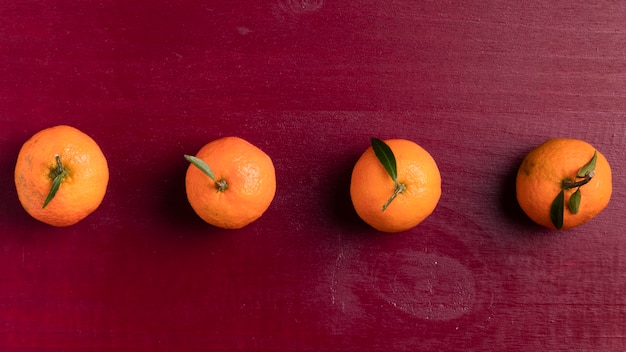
[350,138,441,233]
[516,138,612,230]
[184,136,276,229]
[14,125,109,227]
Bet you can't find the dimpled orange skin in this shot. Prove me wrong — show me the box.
[350,139,441,233]
[185,136,276,229]
[516,138,612,230]
[14,125,109,227]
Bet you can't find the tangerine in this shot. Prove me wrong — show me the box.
[350,138,441,233]
[516,138,612,230]
[14,125,109,227]
[185,136,276,229]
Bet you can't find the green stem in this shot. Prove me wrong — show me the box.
[562,171,594,189]
[43,154,67,208]
[382,182,406,211]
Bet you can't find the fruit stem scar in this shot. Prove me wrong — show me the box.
[43,154,68,208]
[215,179,228,192]
[382,182,406,212]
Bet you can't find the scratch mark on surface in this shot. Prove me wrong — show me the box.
[275,0,324,18]
[374,252,476,321]
[236,26,252,35]
[330,247,345,309]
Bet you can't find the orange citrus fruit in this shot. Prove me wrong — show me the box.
[350,138,441,233]
[185,136,276,229]
[14,125,109,227]
[516,138,612,230]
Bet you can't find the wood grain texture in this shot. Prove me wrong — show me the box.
[1,1,625,350]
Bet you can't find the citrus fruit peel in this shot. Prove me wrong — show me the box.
[15,125,109,227]
[184,136,276,229]
[350,138,441,233]
[516,138,611,230]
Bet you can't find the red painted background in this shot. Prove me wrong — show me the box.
[1,1,625,350]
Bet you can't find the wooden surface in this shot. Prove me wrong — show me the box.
[1,1,626,350]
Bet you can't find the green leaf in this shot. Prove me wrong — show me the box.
[43,172,65,208]
[371,138,397,182]
[577,151,597,178]
[184,154,216,181]
[568,188,581,214]
[43,155,67,209]
[550,190,565,230]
